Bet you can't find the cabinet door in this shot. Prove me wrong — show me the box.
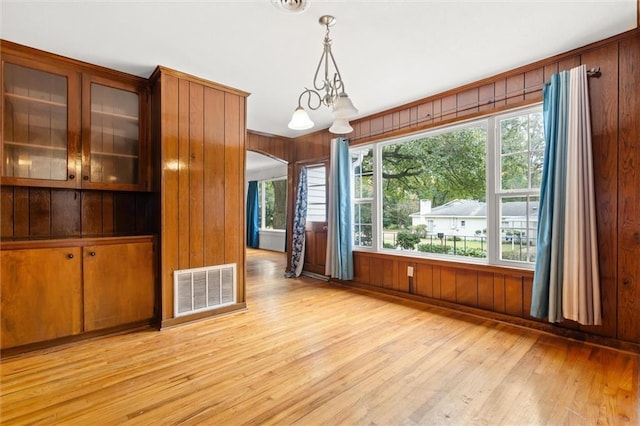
[83,241,155,331]
[1,247,83,349]
[1,57,81,188]
[81,75,149,191]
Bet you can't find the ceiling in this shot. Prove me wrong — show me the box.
[1,1,637,139]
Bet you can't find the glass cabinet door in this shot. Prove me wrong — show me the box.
[86,82,140,186]
[2,62,71,182]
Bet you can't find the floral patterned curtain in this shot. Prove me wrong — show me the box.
[285,166,307,278]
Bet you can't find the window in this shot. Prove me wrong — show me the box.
[496,109,543,263]
[351,148,374,247]
[349,105,542,267]
[258,178,287,230]
[306,165,327,222]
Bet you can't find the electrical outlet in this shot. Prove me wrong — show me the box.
[407,266,414,277]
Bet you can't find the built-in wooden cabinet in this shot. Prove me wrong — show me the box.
[83,239,155,331]
[0,236,156,350]
[1,42,150,191]
[82,74,148,191]
[2,59,80,187]
[1,41,156,353]
[0,245,83,349]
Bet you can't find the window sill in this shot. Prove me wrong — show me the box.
[352,247,534,276]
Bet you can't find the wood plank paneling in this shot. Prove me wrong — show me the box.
[441,94,456,120]
[383,114,393,134]
[370,117,384,137]
[524,68,543,101]
[353,253,370,285]
[159,73,180,320]
[177,79,190,270]
[494,78,506,108]
[204,87,226,267]
[369,258,384,288]
[440,267,456,302]
[417,103,432,126]
[224,93,242,269]
[432,265,441,299]
[1,187,14,238]
[457,88,479,117]
[28,188,50,236]
[101,192,114,234]
[246,132,293,164]
[51,189,80,237]
[477,272,494,311]
[523,276,534,321]
[81,191,103,236]
[188,82,205,268]
[494,273,506,313]
[558,56,580,72]
[506,73,524,105]
[113,192,136,235]
[618,34,640,343]
[478,83,494,113]
[581,43,619,339]
[152,67,248,321]
[382,258,395,290]
[415,263,433,298]
[396,260,411,293]
[456,269,478,307]
[505,276,523,317]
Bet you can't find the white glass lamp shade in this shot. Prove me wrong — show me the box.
[329,118,353,134]
[332,93,358,118]
[288,106,314,130]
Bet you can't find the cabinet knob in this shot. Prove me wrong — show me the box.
[67,253,74,259]
[69,174,75,179]
[90,251,96,257]
[83,176,89,181]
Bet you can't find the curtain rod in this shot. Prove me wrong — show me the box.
[545,66,601,85]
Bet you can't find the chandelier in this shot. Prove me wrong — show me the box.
[287,15,358,134]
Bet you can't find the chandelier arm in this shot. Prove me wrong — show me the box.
[312,47,329,94]
[298,88,323,111]
[328,49,345,94]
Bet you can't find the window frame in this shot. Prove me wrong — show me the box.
[257,177,287,231]
[349,103,543,269]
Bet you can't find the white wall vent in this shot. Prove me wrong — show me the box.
[173,263,236,317]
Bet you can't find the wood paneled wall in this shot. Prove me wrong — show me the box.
[353,252,535,320]
[150,67,248,325]
[0,187,153,239]
[292,29,640,348]
[246,131,294,164]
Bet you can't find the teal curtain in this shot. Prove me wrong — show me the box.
[285,167,307,278]
[325,138,353,280]
[531,65,601,325]
[246,181,260,248]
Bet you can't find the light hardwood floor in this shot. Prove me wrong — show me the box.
[1,249,638,425]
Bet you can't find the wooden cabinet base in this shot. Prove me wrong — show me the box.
[1,235,156,353]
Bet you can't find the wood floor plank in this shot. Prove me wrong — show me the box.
[1,248,638,425]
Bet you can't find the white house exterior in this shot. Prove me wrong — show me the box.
[410,199,538,240]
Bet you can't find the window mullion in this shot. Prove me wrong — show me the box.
[487,116,499,265]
